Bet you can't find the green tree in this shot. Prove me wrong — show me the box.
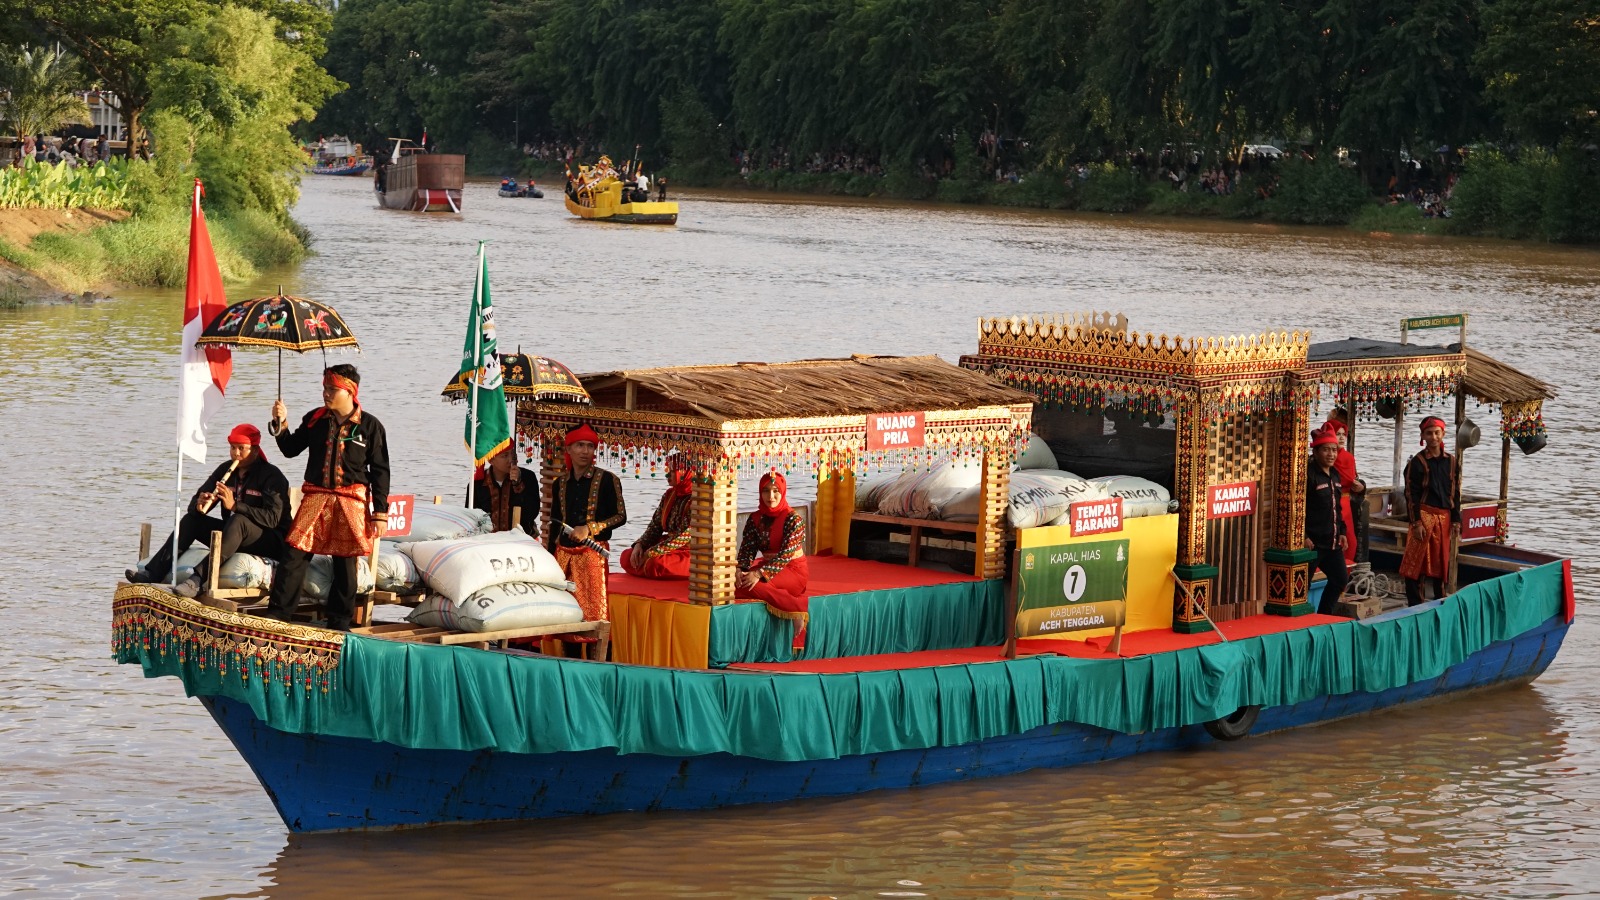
[0,44,91,144]
[1476,0,1600,144]
[146,4,341,216]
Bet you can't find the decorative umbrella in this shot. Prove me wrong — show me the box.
[442,352,590,404]
[195,289,359,400]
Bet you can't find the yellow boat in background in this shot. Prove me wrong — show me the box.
[564,164,678,225]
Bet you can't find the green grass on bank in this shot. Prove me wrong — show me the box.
[0,207,307,295]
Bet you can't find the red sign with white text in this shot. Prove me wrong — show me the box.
[1070,498,1124,536]
[866,411,926,451]
[1208,481,1257,519]
[1460,502,1499,543]
[386,494,415,537]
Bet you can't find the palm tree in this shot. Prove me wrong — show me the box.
[0,45,92,154]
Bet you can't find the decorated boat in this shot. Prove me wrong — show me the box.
[564,157,676,224]
[374,139,465,213]
[305,136,373,175]
[113,315,1570,833]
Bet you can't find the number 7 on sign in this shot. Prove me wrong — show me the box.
[1062,564,1087,602]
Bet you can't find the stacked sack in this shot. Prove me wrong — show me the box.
[399,528,585,633]
[299,504,494,600]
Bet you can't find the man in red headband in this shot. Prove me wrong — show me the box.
[264,364,392,630]
[1399,415,1459,604]
[1304,426,1349,615]
[127,423,291,597]
[621,454,694,580]
[545,423,625,626]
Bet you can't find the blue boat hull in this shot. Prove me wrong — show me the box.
[202,613,1569,832]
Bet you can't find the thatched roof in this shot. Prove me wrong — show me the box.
[579,355,1033,423]
[1461,346,1557,405]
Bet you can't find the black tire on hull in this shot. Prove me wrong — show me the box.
[1204,705,1260,741]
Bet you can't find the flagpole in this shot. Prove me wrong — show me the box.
[466,242,484,509]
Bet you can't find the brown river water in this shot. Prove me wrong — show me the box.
[3,176,1599,898]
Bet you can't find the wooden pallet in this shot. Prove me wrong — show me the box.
[351,619,611,657]
[850,512,981,568]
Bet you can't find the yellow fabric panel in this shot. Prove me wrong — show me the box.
[1016,514,1179,642]
[832,468,855,556]
[608,593,710,668]
[813,466,835,555]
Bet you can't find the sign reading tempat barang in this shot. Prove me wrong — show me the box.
[866,411,925,450]
[1208,481,1257,519]
[1015,538,1130,636]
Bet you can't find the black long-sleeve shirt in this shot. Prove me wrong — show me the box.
[546,467,625,551]
[1405,450,1459,523]
[190,456,292,534]
[274,407,391,514]
[469,466,540,533]
[1305,462,1344,551]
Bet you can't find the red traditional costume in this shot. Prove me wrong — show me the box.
[1399,416,1459,604]
[545,424,626,626]
[1329,421,1360,564]
[735,472,810,620]
[621,460,693,580]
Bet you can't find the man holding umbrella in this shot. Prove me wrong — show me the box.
[263,364,391,630]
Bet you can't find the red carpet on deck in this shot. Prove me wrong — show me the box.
[728,612,1350,674]
[608,554,977,604]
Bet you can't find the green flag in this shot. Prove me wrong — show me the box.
[461,242,511,466]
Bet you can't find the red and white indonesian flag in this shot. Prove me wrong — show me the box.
[177,179,232,463]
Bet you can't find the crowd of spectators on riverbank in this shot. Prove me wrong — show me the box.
[6,133,144,168]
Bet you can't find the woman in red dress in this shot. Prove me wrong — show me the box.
[735,472,810,620]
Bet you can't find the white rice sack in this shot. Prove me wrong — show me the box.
[302,554,375,600]
[1009,469,1110,529]
[855,473,900,512]
[216,553,276,589]
[876,461,983,519]
[1013,434,1059,471]
[407,582,585,633]
[398,528,566,602]
[375,542,422,593]
[136,546,209,582]
[386,504,493,543]
[940,486,982,523]
[1092,475,1174,519]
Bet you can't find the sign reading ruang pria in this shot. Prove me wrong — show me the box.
[866,411,925,450]
[1015,538,1130,636]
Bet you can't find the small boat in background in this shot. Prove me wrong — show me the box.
[375,139,464,213]
[497,178,544,199]
[306,135,373,176]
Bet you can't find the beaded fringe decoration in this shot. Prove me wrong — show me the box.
[111,585,342,697]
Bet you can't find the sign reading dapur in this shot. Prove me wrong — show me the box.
[1016,538,1130,636]
[1070,498,1123,536]
[866,411,925,451]
[1460,501,1499,543]
[1208,481,1257,519]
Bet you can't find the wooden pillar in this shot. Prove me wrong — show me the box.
[1171,400,1217,633]
[538,439,562,543]
[1497,435,1511,543]
[1264,374,1316,616]
[689,467,738,604]
[974,447,1010,579]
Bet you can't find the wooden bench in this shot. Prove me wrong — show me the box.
[351,619,611,657]
[849,512,980,567]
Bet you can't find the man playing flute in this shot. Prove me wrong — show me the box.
[127,424,290,597]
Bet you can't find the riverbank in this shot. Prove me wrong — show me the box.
[520,157,1594,244]
[0,206,309,307]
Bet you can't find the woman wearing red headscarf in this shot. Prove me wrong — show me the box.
[1329,422,1363,564]
[735,472,810,619]
[621,456,694,579]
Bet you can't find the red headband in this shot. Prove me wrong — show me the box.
[564,424,600,447]
[324,370,358,403]
[1419,416,1447,446]
[228,423,261,446]
[1310,428,1339,448]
